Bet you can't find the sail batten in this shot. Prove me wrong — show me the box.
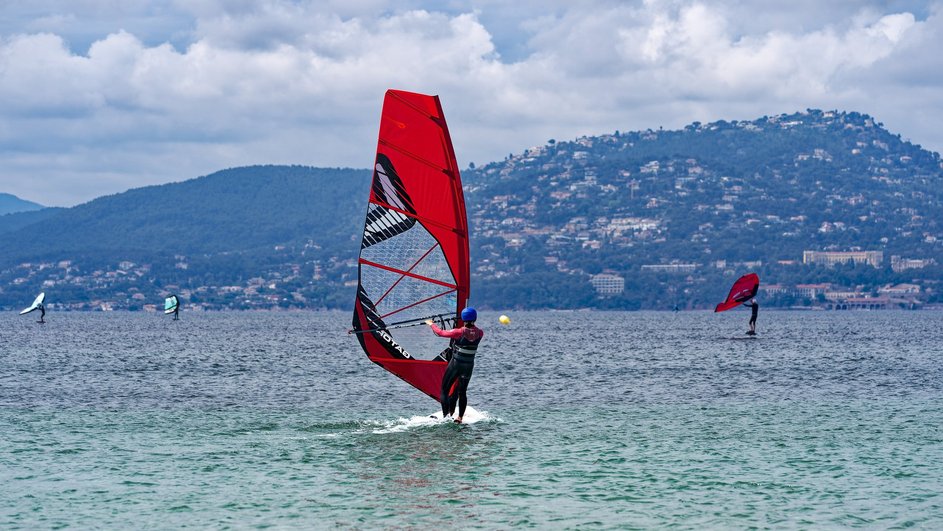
[352,89,470,400]
[379,289,457,320]
[375,243,443,305]
[378,139,452,173]
[365,198,458,233]
[359,259,458,289]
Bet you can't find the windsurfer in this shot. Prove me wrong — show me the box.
[38,304,45,324]
[426,307,484,423]
[744,299,758,335]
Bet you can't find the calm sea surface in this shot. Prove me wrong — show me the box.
[2,310,942,528]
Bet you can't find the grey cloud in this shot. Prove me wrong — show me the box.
[0,0,941,206]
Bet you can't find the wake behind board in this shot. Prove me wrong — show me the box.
[372,406,488,434]
[428,405,486,424]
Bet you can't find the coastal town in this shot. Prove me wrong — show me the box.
[2,111,942,311]
[1,247,936,312]
[586,250,933,309]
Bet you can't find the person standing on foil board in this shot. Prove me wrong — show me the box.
[744,298,759,335]
[427,307,484,423]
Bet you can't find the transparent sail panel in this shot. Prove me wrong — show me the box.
[361,269,456,324]
[389,325,453,361]
[360,224,455,285]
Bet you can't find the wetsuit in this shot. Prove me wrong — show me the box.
[431,323,484,418]
[38,304,45,323]
[747,301,758,330]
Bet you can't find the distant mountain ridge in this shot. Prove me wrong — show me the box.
[0,165,368,310]
[0,165,367,261]
[1,109,942,310]
[0,193,43,216]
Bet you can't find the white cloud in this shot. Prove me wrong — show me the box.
[0,1,940,205]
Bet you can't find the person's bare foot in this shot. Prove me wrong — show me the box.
[454,417,463,424]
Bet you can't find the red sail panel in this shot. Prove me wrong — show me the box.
[715,273,760,312]
[374,90,469,298]
[352,89,469,401]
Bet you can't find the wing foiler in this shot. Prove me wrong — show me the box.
[715,273,760,312]
[351,89,470,400]
[19,292,45,315]
[164,295,179,315]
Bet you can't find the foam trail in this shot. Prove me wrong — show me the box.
[372,406,492,434]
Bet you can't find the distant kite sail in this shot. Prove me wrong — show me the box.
[19,292,45,315]
[715,273,760,312]
[351,89,470,400]
[164,295,179,315]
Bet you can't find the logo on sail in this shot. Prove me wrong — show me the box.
[362,154,417,249]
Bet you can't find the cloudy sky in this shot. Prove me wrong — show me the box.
[1,0,941,206]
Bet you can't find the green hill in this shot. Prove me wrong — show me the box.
[0,208,63,235]
[0,165,367,264]
[464,109,943,309]
[0,166,369,309]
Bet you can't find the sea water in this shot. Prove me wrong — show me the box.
[1,310,942,528]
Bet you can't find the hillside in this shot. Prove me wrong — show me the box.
[0,166,369,309]
[0,208,64,234]
[464,109,943,308]
[2,109,942,311]
[0,165,367,261]
[0,193,43,216]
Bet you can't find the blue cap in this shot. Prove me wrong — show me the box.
[461,307,477,322]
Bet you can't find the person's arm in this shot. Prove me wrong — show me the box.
[426,320,464,339]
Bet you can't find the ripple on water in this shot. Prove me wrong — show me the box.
[1,311,943,527]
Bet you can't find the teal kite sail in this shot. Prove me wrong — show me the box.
[164,294,180,320]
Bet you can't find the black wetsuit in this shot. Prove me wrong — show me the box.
[748,301,758,327]
[439,327,482,418]
[38,304,45,323]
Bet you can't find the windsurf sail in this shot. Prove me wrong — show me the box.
[715,273,760,312]
[19,292,45,315]
[351,89,470,400]
[164,295,179,315]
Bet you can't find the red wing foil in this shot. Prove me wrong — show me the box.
[351,89,470,400]
[715,273,760,312]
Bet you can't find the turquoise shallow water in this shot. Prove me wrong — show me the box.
[2,310,942,528]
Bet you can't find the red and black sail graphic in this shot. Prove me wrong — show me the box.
[715,273,760,312]
[351,89,470,400]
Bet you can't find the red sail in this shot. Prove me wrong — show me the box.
[351,90,469,400]
[715,273,760,312]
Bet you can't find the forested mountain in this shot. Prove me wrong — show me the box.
[0,166,368,310]
[464,109,943,309]
[0,165,366,261]
[2,110,942,311]
[0,208,63,235]
[0,193,43,216]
